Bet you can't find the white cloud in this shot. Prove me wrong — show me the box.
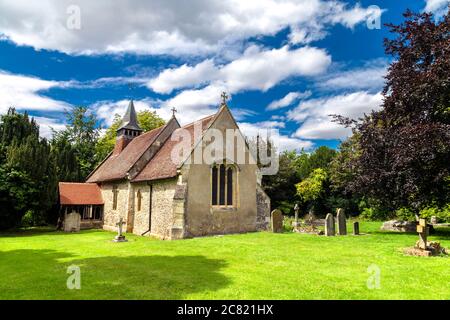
[0,0,384,56]
[329,3,383,29]
[147,59,218,94]
[0,71,71,114]
[288,91,383,140]
[266,91,312,111]
[317,61,387,91]
[424,0,449,14]
[33,116,66,139]
[160,45,331,114]
[238,121,313,151]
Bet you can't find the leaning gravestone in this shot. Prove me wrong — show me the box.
[64,211,80,232]
[325,213,335,236]
[271,209,283,233]
[336,208,347,235]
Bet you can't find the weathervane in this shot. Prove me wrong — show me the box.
[221,91,229,105]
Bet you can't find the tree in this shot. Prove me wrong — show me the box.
[55,106,100,180]
[262,150,299,213]
[0,109,58,228]
[95,110,165,164]
[296,168,328,210]
[295,146,336,180]
[335,9,450,212]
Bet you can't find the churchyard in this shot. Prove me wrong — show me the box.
[0,221,449,300]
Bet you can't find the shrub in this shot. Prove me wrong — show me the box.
[282,216,294,232]
[395,207,416,221]
[420,205,450,223]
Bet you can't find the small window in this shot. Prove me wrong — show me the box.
[226,167,233,205]
[137,189,142,211]
[112,185,118,210]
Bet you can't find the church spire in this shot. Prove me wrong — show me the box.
[117,100,142,132]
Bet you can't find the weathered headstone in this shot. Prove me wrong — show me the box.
[336,208,347,235]
[64,211,80,232]
[430,216,438,225]
[417,218,428,250]
[324,213,335,236]
[353,222,360,235]
[292,203,300,228]
[113,217,128,242]
[271,209,283,233]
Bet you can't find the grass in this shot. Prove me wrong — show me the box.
[0,221,449,300]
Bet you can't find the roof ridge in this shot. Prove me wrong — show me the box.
[181,114,215,128]
[59,182,97,185]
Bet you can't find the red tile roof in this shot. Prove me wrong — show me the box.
[133,114,215,182]
[59,182,104,205]
[86,125,164,182]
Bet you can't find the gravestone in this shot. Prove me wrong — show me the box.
[64,211,80,232]
[336,208,347,235]
[430,216,438,225]
[113,217,128,242]
[271,209,283,233]
[324,213,335,236]
[353,222,360,235]
[292,203,300,228]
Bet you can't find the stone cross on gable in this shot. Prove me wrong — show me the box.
[221,91,229,105]
[171,107,177,117]
[116,217,125,237]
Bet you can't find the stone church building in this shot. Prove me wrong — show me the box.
[59,97,270,239]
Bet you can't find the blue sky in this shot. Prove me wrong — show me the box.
[0,0,448,150]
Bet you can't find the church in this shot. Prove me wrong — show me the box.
[59,95,270,239]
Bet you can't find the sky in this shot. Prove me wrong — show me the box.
[0,0,448,151]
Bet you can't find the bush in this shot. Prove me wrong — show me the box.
[282,216,294,232]
[20,210,34,227]
[395,207,416,221]
[358,198,391,221]
[420,205,450,223]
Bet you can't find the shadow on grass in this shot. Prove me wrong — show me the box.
[370,226,450,241]
[0,227,106,238]
[0,249,229,299]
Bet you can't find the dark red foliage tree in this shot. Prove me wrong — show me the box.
[338,8,450,212]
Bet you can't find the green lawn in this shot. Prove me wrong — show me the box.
[0,222,449,300]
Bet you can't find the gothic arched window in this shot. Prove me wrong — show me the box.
[211,164,235,206]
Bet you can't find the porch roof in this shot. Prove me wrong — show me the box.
[59,182,104,205]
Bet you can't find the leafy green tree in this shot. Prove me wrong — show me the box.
[55,106,100,180]
[0,167,37,229]
[95,110,165,164]
[0,108,58,228]
[262,150,300,213]
[295,146,336,180]
[296,168,328,206]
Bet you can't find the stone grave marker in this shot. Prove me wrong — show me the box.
[64,211,80,232]
[271,209,283,233]
[325,213,335,236]
[113,217,128,242]
[336,208,347,235]
[353,222,360,235]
